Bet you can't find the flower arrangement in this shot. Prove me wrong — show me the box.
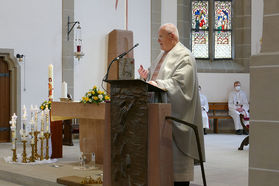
[81,86,110,104]
[40,100,51,110]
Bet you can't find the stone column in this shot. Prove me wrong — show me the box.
[62,0,74,97]
[249,0,279,185]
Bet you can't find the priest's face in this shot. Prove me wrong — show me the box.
[157,28,173,52]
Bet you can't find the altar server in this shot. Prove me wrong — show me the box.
[228,81,249,135]
[199,86,209,134]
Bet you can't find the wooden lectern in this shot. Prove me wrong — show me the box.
[104,80,173,186]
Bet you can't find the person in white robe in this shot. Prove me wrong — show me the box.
[199,86,209,134]
[138,23,205,186]
[228,81,249,135]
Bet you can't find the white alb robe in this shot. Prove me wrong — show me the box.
[200,93,209,129]
[228,89,249,130]
[148,42,205,181]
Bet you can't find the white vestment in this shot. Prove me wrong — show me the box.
[148,42,205,181]
[200,93,209,129]
[228,90,249,130]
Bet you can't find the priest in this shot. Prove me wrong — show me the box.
[138,23,205,186]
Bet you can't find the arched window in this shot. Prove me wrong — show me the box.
[191,0,232,59]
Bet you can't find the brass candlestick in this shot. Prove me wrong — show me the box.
[39,136,45,161]
[44,132,51,160]
[29,144,35,162]
[22,140,27,163]
[12,148,17,162]
[11,138,17,162]
[34,131,40,159]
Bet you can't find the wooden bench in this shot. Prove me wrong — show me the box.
[208,102,232,133]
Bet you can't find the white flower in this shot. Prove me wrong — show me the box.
[98,95,103,100]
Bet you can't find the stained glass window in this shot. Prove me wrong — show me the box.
[214,31,231,58]
[192,31,209,58]
[191,0,232,60]
[214,1,232,58]
[192,1,209,30]
[191,0,209,58]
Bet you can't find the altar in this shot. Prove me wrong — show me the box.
[51,101,105,164]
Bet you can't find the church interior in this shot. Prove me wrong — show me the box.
[0,0,278,186]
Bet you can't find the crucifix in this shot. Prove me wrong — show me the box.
[115,0,128,30]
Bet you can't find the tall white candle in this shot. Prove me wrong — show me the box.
[22,105,27,131]
[48,64,54,100]
[30,119,35,144]
[61,81,67,98]
[23,105,26,113]
[40,110,45,137]
[9,113,17,149]
[30,104,34,120]
[34,105,38,131]
[11,126,16,149]
[45,107,49,133]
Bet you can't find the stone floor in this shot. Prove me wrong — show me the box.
[192,134,249,186]
[0,139,102,186]
[0,134,249,186]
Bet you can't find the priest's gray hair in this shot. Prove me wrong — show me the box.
[160,23,179,41]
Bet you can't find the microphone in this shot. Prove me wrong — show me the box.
[103,43,139,82]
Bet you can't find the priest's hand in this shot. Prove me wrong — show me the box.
[148,80,158,87]
[138,65,149,80]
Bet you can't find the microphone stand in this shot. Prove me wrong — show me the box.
[103,43,139,82]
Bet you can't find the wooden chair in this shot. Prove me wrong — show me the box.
[238,114,249,150]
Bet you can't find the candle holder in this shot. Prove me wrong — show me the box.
[34,131,40,159]
[29,144,36,162]
[44,132,51,160]
[22,140,27,163]
[12,148,17,162]
[39,136,45,161]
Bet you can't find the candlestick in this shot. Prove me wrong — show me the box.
[22,140,27,163]
[29,144,35,162]
[40,136,44,161]
[48,64,54,101]
[34,131,40,159]
[44,132,51,160]
[12,148,17,162]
